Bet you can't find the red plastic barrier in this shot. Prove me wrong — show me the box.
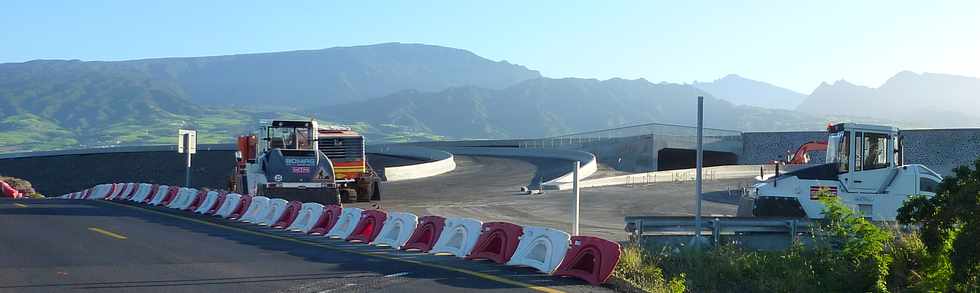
[308,204,342,235]
[1,181,21,198]
[346,210,388,243]
[552,236,622,285]
[465,222,524,263]
[205,192,228,215]
[185,190,208,211]
[272,201,302,229]
[159,188,180,206]
[401,215,446,252]
[228,194,253,220]
[142,185,160,204]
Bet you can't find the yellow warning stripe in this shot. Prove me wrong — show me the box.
[98,200,565,293]
[88,227,128,240]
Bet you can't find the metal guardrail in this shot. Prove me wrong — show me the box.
[624,216,813,246]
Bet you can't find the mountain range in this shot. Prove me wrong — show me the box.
[0,42,977,152]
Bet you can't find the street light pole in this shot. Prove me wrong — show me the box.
[693,96,704,246]
[572,161,580,236]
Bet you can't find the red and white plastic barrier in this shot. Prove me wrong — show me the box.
[552,236,622,285]
[257,198,288,226]
[272,201,302,229]
[308,204,342,235]
[286,202,325,233]
[466,222,524,264]
[373,212,419,249]
[87,184,114,200]
[238,196,269,223]
[326,207,363,239]
[430,217,483,258]
[215,193,243,218]
[129,184,155,202]
[402,215,446,252]
[166,188,196,209]
[506,226,570,274]
[194,191,221,214]
[147,185,172,205]
[346,209,387,243]
[185,190,208,211]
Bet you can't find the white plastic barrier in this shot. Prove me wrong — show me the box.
[130,184,154,202]
[506,226,571,274]
[239,196,270,223]
[215,193,243,218]
[326,207,364,239]
[194,191,221,214]
[177,189,200,210]
[87,184,113,200]
[287,203,325,233]
[148,186,172,205]
[167,188,195,209]
[373,212,419,249]
[430,217,483,258]
[257,198,289,226]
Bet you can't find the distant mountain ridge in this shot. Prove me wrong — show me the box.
[693,74,807,110]
[1,43,977,152]
[1,43,541,109]
[797,71,980,127]
[320,77,857,138]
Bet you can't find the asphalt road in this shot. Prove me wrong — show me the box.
[352,155,748,240]
[0,199,605,293]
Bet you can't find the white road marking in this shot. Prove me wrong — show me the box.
[384,272,410,278]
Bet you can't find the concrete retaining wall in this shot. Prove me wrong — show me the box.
[366,145,456,182]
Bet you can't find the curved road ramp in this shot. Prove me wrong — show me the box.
[0,182,622,293]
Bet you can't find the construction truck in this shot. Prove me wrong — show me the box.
[230,119,382,205]
[751,123,943,220]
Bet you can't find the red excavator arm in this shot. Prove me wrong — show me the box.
[788,141,828,164]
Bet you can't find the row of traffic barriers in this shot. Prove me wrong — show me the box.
[59,183,622,286]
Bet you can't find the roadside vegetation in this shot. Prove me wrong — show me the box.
[0,175,43,198]
[613,158,980,292]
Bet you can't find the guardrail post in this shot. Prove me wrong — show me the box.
[712,218,721,246]
[789,220,798,244]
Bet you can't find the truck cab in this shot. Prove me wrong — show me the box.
[753,123,942,220]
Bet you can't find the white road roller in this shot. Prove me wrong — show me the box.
[752,123,943,220]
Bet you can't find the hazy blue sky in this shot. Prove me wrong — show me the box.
[2,0,977,93]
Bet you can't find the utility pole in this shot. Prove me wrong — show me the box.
[693,96,705,247]
[572,161,581,236]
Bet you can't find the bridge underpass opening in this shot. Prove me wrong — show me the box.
[657,148,738,171]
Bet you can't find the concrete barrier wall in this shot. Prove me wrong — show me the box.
[570,165,772,189]
[428,146,597,190]
[0,144,452,195]
[366,145,456,182]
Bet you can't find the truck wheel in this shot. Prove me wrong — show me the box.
[370,182,381,201]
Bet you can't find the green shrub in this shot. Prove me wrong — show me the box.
[817,195,893,293]
[614,244,686,293]
[897,158,980,292]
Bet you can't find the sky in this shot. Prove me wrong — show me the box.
[1,0,978,93]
